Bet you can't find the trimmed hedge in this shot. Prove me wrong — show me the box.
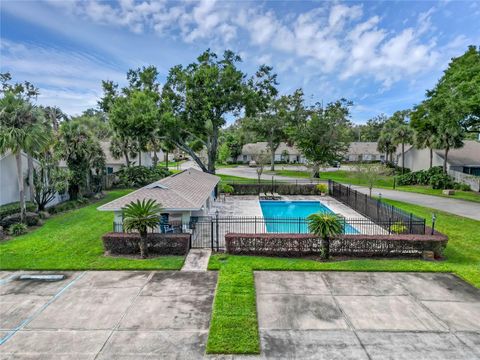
[225,231,448,259]
[229,183,320,195]
[102,232,190,255]
[0,212,40,228]
[0,202,36,220]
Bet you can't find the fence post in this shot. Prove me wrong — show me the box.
[254,216,257,234]
[408,213,413,234]
[431,213,436,235]
[298,217,301,233]
[210,217,214,251]
[215,210,220,251]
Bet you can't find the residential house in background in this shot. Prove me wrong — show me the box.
[101,141,153,175]
[0,151,68,207]
[346,142,385,162]
[236,142,306,164]
[398,140,480,191]
[98,168,220,230]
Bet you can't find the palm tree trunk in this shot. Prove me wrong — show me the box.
[27,155,35,203]
[429,148,433,169]
[138,151,142,166]
[123,150,130,167]
[165,150,169,169]
[401,142,405,174]
[139,231,148,258]
[324,236,330,260]
[152,151,158,167]
[15,151,26,222]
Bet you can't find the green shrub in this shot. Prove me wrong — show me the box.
[453,182,471,191]
[429,174,454,189]
[0,202,36,220]
[118,166,172,188]
[218,183,234,194]
[0,212,39,228]
[316,183,328,194]
[390,221,407,234]
[8,223,28,236]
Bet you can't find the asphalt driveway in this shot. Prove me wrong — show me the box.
[255,271,480,360]
[0,271,217,359]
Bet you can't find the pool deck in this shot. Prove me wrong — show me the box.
[210,195,386,235]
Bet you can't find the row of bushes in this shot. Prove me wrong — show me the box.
[227,183,321,195]
[0,202,36,220]
[102,232,190,255]
[225,232,448,259]
[396,166,470,190]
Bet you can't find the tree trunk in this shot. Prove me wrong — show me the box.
[152,151,158,167]
[207,127,219,174]
[429,148,433,169]
[312,163,320,178]
[139,231,148,258]
[15,151,26,222]
[138,151,142,166]
[27,155,35,203]
[323,236,330,260]
[165,150,169,169]
[123,150,130,167]
[443,147,449,174]
[174,140,209,173]
[401,142,405,174]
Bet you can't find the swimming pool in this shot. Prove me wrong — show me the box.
[259,200,359,234]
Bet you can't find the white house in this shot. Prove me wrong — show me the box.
[97,168,220,230]
[346,142,385,162]
[236,142,306,164]
[100,141,153,175]
[0,151,68,207]
[398,140,480,191]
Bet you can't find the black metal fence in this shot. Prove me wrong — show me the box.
[328,180,425,234]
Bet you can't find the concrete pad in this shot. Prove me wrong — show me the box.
[140,271,217,297]
[97,330,208,359]
[255,271,330,295]
[323,272,407,296]
[26,287,140,330]
[398,273,480,302]
[181,249,211,271]
[257,294,348,330]
[0,272,75,296]
[0,271,18,281]
[0,294,50,330]
[258,330,369,360]
[73,271,151,289]
[455,332,480,356]
[0,330,110,359]
[337,296,446,331]
[422,301,480,331]
[119,294,214,330]
[358,331,479,360]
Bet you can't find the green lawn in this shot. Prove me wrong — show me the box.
[156,160,185,168]
[206,200,480,354]
[0,189,185,270]
[272,169,480,203]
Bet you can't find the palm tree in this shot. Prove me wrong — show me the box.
[392,124,414,174]
[307,213,344,259]
[377,132,396,164]
[43,106,66,132]
[123,199,162,258]
[0,93,49,220]
[434,120,464,174]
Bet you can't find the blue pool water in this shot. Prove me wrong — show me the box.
[260,201,359,234]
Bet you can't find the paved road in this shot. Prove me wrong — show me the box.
[179,160,480,220]
[351,185,480,221]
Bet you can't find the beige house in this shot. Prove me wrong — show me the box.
[101,141,153,174]
[346,142,385,162]
[236,142,306,164]
[98,168,220,230]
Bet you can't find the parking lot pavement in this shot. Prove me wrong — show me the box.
[255,271,480,360]
[0,271,218,359]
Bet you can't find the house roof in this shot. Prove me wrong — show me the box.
[347,142,381,156]
[435,140,480,166]
[241,142,301,156]
[97,168,220,212]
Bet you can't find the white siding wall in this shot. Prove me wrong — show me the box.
[0,153,34,206]
[400,149,444,172]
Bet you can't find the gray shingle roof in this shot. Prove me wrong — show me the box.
[435,140,480,166]
[97,168,220,211]
[241,142,301,155]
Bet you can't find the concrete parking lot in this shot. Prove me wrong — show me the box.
[255,271,480,360]
[1,270,479,359]
[0,271,217,359]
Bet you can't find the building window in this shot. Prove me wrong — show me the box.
[107,167,114,174]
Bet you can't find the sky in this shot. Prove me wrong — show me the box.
[1,0,479,124]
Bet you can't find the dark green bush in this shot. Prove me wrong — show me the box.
[0,212,39,228]
[429,174,454,189]
[118,166,172,188]
[218,183,234,194]
[396,166,450,188]
[453,182,471,191]
[0,202,36,220]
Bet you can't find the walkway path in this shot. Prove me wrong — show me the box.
[351,185,480,221]
[181,249,211,271]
